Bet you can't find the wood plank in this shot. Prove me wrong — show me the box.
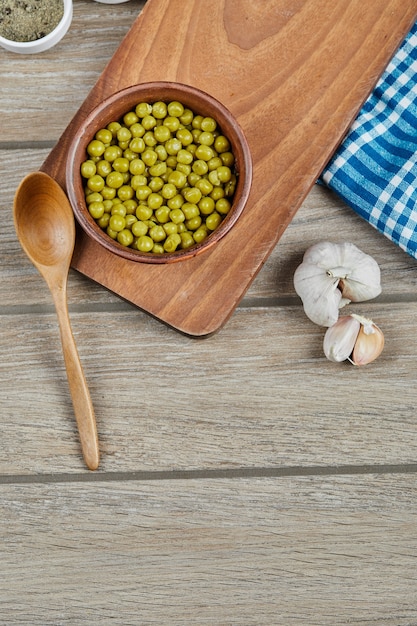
[39,0,417,336]
[1,475,417,624]
[0,1,147,142]
[2,303,416,474]
[3,150,417,310]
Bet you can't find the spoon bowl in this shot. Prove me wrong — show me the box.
[14,171,99,470]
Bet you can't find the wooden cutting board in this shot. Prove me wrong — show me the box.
[41,0,417,336]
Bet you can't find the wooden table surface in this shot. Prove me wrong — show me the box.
[2,1,417,623]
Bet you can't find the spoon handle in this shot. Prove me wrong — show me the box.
[52,289,100,471]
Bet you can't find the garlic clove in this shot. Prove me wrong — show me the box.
[293,263,343,326]
[351,317,384,366]
[323,315,360,362]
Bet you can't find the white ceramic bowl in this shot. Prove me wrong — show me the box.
[0,0,72,54]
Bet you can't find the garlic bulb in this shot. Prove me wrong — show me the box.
[293,241,381,326]
[323,314,384,366]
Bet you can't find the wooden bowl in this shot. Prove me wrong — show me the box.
[66,82,252,264]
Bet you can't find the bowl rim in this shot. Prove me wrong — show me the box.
[66,81,253,264]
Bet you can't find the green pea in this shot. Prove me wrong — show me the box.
[163,222,178,236]
[198,131,215,146]
[164,233,181,252]
[176,163,191,176]
[106,226,118,239]
[81,160,97,178]
[142,115,157,130]
[104,145,123,162]
[182,187,202,204]
[201,117,217,132]
[107,121,122,137]
[216,198,231,215]
[167,194,184,210]
[96,160,113,177]
[169,208,185,224]
[182,202,199,220]
[123,199,138,214]
[129,159,146,176]
[193,225,209,243]
[135,186,152,202]
[198,196,215,215]
[214,135,230,153]
[164,116,180,133]
[117,127,132,143]
[87,139,106,158]
[152,101,168,119]
[130,122,145,138]
[88,201,105,219]
[155,206,170,223]
[87,174,105,192]
[217,166,232,183]
[130,174,148,190]
[136,235,154,252]
[123,111,139,127]
[148,193,164,210]
[165,138,182,155]
[179,108,194,125]
[185,216,202,231]
[135,102,152,118]
[177,149,193,165]
[195,177,213,196]
[131,220,148,237]
[168,170,187,189]
[154,125,171,143]
[129,137,145,153]
[109,214,126,232]
[135,204,153,221]
[148,176,164,192]
[180,231,195,249]
[111,204,126,217]
[106,171,125,189]
[101,186,116,200]
[142,149,157,166]
[161,183,177,199]
[152,243,165,254]
[125,214,137,228]
[206,212,222,230]
[192,159,208,175]
[176,128,193,146]
[149,224,166,242]
[167,101,185,117]
[208,156,223,171]
[220,151,234,166]
[187,172,201,187]
[155,144,168,161]
[95,128,113,145]
[148,162,167,177]
[117,229,134,247]
[117,185,135,201]
[97,214,110,229]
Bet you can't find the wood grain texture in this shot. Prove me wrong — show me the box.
[2,301,417,473]
[2,2,417,623]
[2,476,417,625]
[40,0,417,336]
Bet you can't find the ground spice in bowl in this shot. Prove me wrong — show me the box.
[0,0,64,42]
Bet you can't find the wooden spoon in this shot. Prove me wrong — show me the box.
[13,171,99,470]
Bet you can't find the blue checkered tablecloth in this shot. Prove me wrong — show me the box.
[320,21,417,260]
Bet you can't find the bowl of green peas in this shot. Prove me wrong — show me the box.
[66,82,252,263]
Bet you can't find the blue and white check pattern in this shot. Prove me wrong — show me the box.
[320,21,417,260]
